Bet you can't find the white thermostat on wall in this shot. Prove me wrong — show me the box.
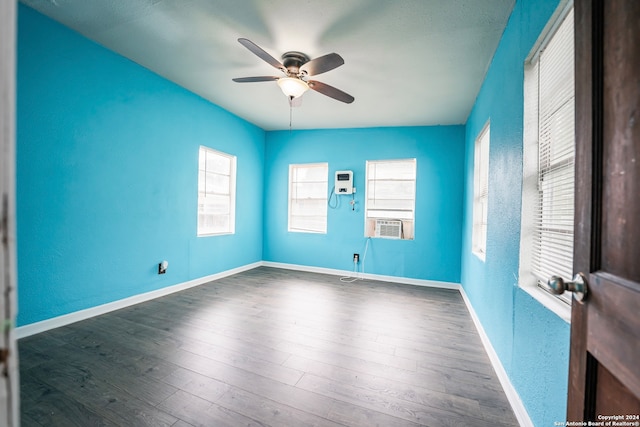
[335,170,353,195]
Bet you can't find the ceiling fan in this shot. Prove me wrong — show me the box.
[232,38,355,105]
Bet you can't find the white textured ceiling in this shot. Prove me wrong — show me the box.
[20,0,515,131]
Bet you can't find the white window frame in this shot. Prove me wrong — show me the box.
[472,121,490,260]
[288,163,328,234]
[197,146,236,236]
[364,159,417,240]
[519,0,574,322]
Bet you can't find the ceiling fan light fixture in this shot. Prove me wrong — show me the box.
[277,77,309,99]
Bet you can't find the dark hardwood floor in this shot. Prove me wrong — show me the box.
[19,267,519,426]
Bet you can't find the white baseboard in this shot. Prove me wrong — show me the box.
[459,287,533,427]
[261,261,460,290]
[15,261,262,339]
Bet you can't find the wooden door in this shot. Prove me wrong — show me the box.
[0,1,19,426]
[570,0,640,421]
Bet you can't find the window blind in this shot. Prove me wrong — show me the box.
[365,159,416,220]
[530,8,575,300]
[198,147,236,235]
[472,124,490,259]
[288,163,328,233]
[363,159,416,240]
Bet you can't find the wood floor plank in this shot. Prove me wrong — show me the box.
[159,348,422,427]
[297,372,513,427]
[113,307,295,366]
[93,307,306,386]
[20,267,518,427]
[160,367,231,403]
[25,360,178,427]
[179,340,304,385]
[22,335,180,407]
[53,322,182,381]
[20,372,119,427]
[157,390,263,427]
[286,353,516,426]
[215,386,347,427]
[285,354,477,409]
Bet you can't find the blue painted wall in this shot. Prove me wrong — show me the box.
[460,0,571,426]
[17,5,265,326]
[263,127,465,283]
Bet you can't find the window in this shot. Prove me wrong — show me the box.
[197,146,236,236]
[364,159,416,240]
[288,163,328,233]
[520,3,575,312]
[472,122,490,260]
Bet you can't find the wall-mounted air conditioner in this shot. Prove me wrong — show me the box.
[375,219,402,239]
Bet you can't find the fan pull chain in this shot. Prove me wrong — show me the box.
[289,96,294,133]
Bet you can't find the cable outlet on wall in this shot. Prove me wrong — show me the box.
[353,253,359,263]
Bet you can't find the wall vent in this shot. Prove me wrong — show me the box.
[375,219,402,239]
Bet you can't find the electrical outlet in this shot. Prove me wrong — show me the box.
[353,253,360,263]
[158,260,168,274]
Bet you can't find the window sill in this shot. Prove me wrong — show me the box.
[365,236,414,241]
[197,231,235,237]
[520,284,571,323]
[472,249,486,262]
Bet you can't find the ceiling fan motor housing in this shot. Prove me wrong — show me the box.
[282,51,310,76]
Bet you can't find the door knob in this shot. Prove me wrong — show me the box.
[547,273,588,302]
